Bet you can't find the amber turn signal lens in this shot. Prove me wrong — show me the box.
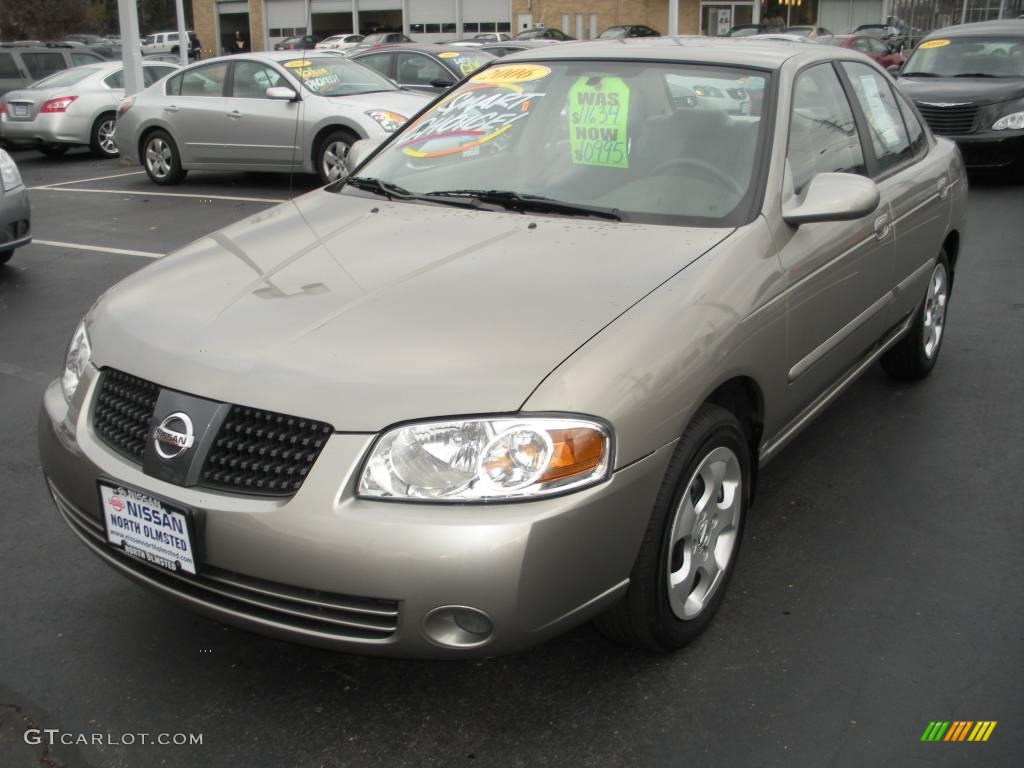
[537,428,606,483]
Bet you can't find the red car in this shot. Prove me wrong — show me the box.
[824,34,906,69]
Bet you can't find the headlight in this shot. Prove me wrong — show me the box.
[365,109,407,133]
[992,111,1024,131]
[358,417,611,501]
[61,320,92,402]
[0,149,23,191]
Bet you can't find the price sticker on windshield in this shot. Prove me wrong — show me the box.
[568,76,630,169]
[918,39,951,49]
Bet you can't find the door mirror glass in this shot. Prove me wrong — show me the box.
[783,172,881,226]
[887,63,902,75]
[429,78,455,88]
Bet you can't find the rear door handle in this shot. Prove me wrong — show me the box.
[163,105,179,113]
[226,110,242,119]
[937,176,949,200]
[873,213,891,241]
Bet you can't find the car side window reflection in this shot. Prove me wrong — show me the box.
[787,63,866,195]
[893,88,927,157]
[356,53,392,79]
[397,53,449,86]
[840,62,913,174]
[180,62,228,97]
[231,60,285,98]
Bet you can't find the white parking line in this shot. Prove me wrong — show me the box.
[32,239,163,259]
[34,171,146,188]
[29,186,287,204]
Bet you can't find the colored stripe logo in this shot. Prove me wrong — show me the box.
[921,721,997,742]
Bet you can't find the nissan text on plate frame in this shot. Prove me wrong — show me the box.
[40,38,967,658]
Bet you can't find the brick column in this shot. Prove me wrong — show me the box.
[191,0,217,59]
[249,0,266,52]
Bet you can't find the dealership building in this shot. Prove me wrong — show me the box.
[191,0,899,57]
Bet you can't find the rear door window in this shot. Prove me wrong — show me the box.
[179,62,228,96]
[105,70,125,89]
[21,52,66,80]
[396,53,449,86]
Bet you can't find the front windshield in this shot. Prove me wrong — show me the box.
[729,27,760,37]
[785,27,812,37]
[903,37,1024,77]
[346,60,770,226]
[283,57,398,95]
[600,28,628,39]
[32,67,99,88]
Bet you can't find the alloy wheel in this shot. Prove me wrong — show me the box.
[146,138,172,178]
[97,119,118,155]
[322,141,349,182]
[922,262,948,360]
[666,446,743,620]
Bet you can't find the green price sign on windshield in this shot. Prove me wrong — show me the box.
[568,76,630,169]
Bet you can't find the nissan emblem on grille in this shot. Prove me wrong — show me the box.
[154,412,195,459]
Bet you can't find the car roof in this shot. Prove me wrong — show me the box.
[352,44,492,56]
[924,18,1024,38]
[499,36,820,69]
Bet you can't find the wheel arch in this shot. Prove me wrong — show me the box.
[942,229,960,288]
[701,375,765,506]
[310,122,365,170]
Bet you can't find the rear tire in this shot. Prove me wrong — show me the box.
[595,405,750,652]
[37,144,68,158]
[316,128,356,185]
[142,130,187,185]
[881,251,950,380]
[90,113,119,158]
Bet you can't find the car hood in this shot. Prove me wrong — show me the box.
[319,88,432,118]
[898,76,1024,106]
[88,191,732,431]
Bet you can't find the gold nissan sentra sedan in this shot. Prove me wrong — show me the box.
[39,38,967,657]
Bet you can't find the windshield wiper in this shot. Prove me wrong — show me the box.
[343,176,482,209]
[900,71,939,77]
[426,190,622,221]
[953,72,999,78]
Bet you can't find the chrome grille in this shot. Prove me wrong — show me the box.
[915,103,979,136]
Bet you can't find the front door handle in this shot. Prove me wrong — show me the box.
[226,110,242,119]
[873,213,891,241]
[163,105,179,113]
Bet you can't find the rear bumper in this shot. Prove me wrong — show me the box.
[39,370,673,658]
[0,113,91,146]
[947,132,1024,170]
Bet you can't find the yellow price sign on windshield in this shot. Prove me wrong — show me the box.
[918,39,951,49]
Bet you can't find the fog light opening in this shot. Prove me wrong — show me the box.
[423,606,494,649]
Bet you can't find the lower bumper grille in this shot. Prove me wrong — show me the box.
[50,480,399,641]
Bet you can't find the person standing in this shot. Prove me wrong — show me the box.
[231,30,249,54]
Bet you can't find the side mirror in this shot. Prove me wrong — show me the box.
[429,78,455,89]
[266,86,298,101]
[887,63,902,75]
[345,138,383,172]
[783,173,880,226]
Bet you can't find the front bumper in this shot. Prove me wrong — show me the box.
[39,367,673,658]
[0,113,91,147]
[0,185,32,251]
[947,131,1024,170]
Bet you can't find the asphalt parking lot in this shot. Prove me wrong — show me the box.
[1,147,1022,767]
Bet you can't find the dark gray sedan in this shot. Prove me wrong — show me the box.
[0,149,30,265]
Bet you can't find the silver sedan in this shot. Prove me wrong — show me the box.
[1,61,179,158]
[115,52,433,185]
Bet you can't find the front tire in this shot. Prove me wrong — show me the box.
[0,250,12,266]
[596,405,750,652]
[142,130,187,185]
[881,251,950,379]
[316,129,356,185]
[90,113,119,158]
